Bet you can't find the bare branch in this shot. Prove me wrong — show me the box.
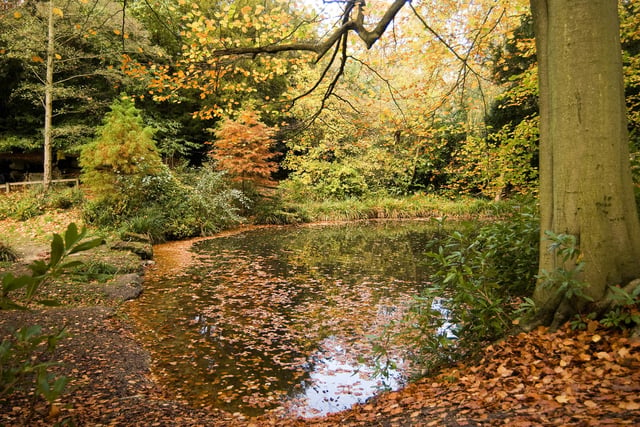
[210,0,409,61]
[349,56,406,122]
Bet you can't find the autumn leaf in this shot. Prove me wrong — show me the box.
[618,400,640,410]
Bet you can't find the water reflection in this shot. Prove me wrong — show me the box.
[127,220,455,417]
[286,335,404,417]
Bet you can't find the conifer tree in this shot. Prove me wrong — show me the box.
[80,95,163,199]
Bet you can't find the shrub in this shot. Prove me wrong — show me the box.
[375,203,539,375]
[0,187,83,221]
[83,165,247,242]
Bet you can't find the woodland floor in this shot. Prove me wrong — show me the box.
[1,212,640,426]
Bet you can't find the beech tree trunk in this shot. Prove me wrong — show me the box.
[530,0,640,328]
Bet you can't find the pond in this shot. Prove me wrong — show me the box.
[126,220,455,418]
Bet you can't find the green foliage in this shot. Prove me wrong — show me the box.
[80,94,163,199]
[0,0,166,155]
[0,186,84,221]
[83,165,247,241]
[538,231,592,302]
[599,285,640,329]
[80,97,248,241]
[448,117,539,198]
[0,223,103,418]
[251,195,308,225]
[0,325,69,406]
[282,131,417,201]
[375,204,539,374]
[0,189,45,220]
[1,223,105,309]
[69,260,120,283]
[278,193,522,224]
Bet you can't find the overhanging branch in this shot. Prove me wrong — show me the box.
[210,0,409,61]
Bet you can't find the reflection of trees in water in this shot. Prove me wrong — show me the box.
[131,221,461,416]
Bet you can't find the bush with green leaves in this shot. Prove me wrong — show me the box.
[375,203,539,375]
[0,187,83,221]
[538,231,591,303]
[83,165,247,242]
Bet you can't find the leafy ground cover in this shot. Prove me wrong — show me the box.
[1,209,639,425]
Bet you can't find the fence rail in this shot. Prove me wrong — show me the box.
[2,178,79,193]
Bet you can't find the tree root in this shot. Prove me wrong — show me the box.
[521,278,640,332]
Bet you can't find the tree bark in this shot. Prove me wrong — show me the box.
[530,0,640,328]
[43,0,55,191]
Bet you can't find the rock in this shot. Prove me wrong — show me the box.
[103,273,144,302]
[111,241,153,260]
[121,232,152,244]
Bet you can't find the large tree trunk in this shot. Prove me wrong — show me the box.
[530,0,640,328]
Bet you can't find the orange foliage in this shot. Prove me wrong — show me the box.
[211,109,279,188]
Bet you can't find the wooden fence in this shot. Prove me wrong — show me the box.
[2,178,79,193]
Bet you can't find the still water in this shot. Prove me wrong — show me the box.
[127,220,451,418]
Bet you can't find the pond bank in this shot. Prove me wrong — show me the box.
[2,215,640,425]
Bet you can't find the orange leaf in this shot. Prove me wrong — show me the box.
[618,400,640,410]
[583,400,598,408]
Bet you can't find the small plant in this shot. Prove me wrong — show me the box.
[0,325,69,418]
[538,231,592,302]
[0,223,103,421]
[1,223,105,309]
[0,242,18,262]
[599,285,640,329]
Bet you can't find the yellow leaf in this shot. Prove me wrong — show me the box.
[55,53,61,59]
[555,394,570,404]
[31,55,44,63]
[113,29,121,35]
[591,334,602,343]
[52,7,63,17]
